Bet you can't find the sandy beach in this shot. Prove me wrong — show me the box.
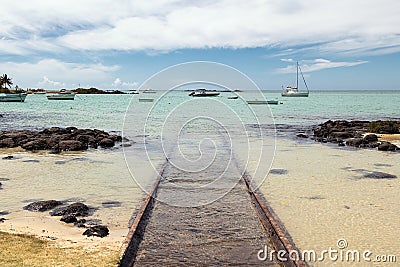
[259,139,399,266]
[0,148,146,265]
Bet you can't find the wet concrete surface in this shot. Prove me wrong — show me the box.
[134,146,278,266]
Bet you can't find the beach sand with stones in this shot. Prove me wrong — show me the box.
[0,147,155,265]
[247,138,399,266]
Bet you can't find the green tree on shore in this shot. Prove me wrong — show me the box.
[0,74,13,93]
[1,74,13,88]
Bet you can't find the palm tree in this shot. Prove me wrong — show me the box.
[1,74,13,89]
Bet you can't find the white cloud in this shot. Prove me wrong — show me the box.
[112,78,139,89]
[277,58,368,73]
[0,0,399,55]
[38,76,65,88]
[0,59,120,89]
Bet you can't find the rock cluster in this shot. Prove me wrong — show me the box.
[23,200,109,238]
[0,127,122,152]
[312,120,399,151]
[23,200,63,212]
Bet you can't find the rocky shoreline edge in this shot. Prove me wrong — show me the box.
[300,120,400,151]
[0,127,123,153]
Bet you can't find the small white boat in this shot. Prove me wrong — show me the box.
[142,89,157,94]
[281,62,309,97]
[189,89,220,97]
[0,93,27,102]
[47,89,75,100]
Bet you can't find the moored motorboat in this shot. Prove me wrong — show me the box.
[189,89,220,97]
[139,98,154,102]
[247,100,281,105]
[0,93,27,102]
[47,89,75,100]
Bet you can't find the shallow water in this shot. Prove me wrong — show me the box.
[257,139,400,266]
[0,91,399,264]
[0,149,145,230]
[135,144,278,266]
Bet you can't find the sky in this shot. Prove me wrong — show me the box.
[1,0,400,90]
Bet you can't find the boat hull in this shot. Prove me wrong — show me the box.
[191,93,220,97]
[139,98,154,102]
[0,93,27,102]
[47,94,75,100]
[247,100,280,105]
[281,92,309,97]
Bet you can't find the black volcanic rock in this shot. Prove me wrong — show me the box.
[21,139,48,150]
[61,214,78,223]
[58,140,88,151]
[378,141,399,151]
[364,134,378,142]
[50,202,90,217]
[83,225,109,238]
[314,120,399,152]
[98,138,115,148]
[0,138,14,148]
[0,128,121,151]
[23,200,63,212]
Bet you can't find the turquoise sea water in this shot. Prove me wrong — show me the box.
[1,90,399,133]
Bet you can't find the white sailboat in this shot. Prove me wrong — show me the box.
[281,62,309,97]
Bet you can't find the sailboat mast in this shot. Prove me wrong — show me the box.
[296,61,299,89]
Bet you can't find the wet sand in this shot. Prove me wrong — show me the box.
[258,139,400,266]
[0,149,143,252]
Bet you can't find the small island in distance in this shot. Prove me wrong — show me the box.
[29,87,126,94]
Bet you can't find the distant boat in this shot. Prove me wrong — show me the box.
[47,89,75,100]
[0,93,27,102]
[189,89,220,97]
[33,89,46,95]
[228,96,239,99]
[129,90,139,94]
[139,98,154,102]
[142,89,157,94]
[281,62,309,97]
[247,100,281,105]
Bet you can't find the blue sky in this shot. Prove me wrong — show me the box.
[1,0,400,90]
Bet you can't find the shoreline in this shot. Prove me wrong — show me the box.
[0,147,144,266]
[1,120,399,265]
